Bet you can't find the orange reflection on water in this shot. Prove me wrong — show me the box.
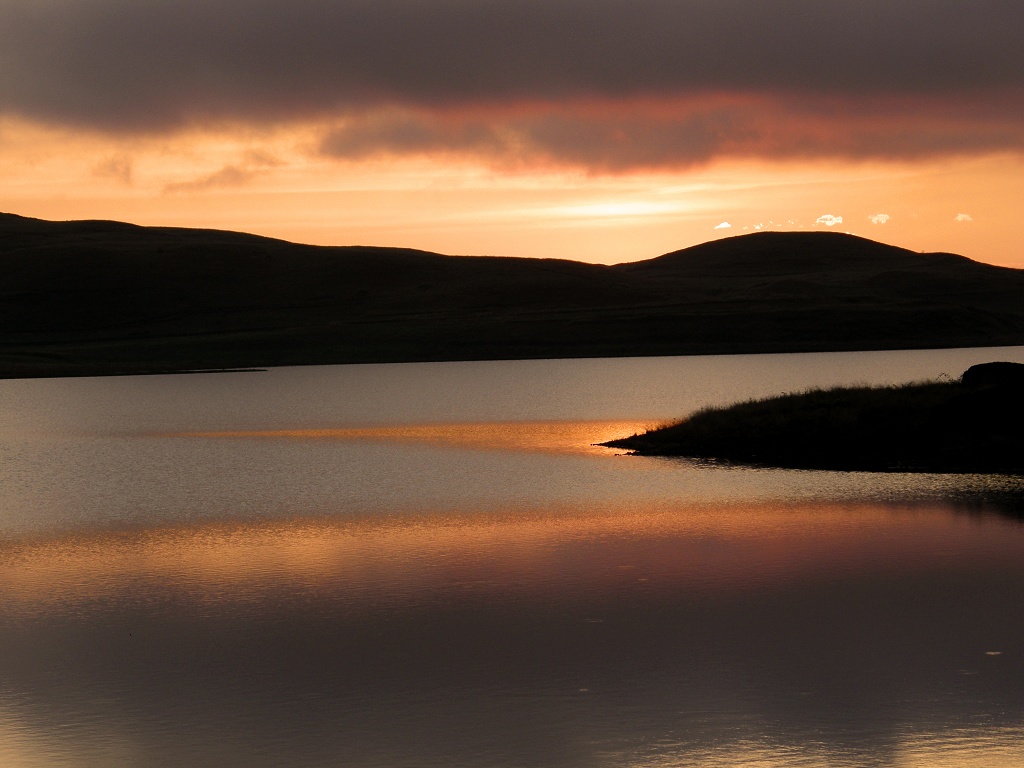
[1,502,1020,616]
[162,419,656,456]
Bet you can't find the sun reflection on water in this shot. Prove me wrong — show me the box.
[1,501,1021,612]
[161,419,657,456]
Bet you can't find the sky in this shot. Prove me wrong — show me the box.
[1,0,1022,266]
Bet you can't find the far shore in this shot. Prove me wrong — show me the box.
[5,216,1024,380]
[3,343,1024,382]
[0,366,268,381]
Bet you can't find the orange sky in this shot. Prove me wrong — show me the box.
[1,1,1021,267]
[3,117,1019,267]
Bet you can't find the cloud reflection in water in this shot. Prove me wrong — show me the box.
[1,502,1023,767]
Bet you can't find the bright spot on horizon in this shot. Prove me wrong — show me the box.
[816,214,843,226]
[869,213,890,224]
[714,221,732,229]
[955,213,974,222]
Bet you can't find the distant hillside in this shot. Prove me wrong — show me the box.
[1,213,1023,377]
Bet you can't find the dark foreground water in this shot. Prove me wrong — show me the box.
[1,348,1023,767]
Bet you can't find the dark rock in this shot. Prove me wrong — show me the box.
[961,362,1024,389]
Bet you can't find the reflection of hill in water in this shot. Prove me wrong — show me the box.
[952,488,1024,520]
[3,212,1024,377]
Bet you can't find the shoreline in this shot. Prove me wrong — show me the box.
[603,363,1024,475]
[2,341,1023,381]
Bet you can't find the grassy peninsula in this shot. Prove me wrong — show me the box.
[604,363,1024,474]
[3,213,1024,378]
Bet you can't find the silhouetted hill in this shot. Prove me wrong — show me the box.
[1,213,1023,377]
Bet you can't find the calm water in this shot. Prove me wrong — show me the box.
[1,347,1024,767]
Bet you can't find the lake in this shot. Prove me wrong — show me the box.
[2,347,1024,767]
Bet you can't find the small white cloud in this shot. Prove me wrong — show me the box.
[955,213,974,223]
[754,222,765,230]
[816,214,843,226]
[713,221,731,230]
[869,213,890,225]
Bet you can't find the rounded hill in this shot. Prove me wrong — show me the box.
[2,214,1024,377]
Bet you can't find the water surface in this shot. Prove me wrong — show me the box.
[1,347,1023,767]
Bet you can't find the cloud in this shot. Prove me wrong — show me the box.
[1,1,1023,169]
[714,222,732,230]
[869,213,890,224]
[315,99,1024,171]
[164,165,257,194]
[161,148,285,193]
[319,111,505,160]
[93,155,133,185]
[318,103,814,169]
[243,149,284,168]
[955,213,974,222]
[816,214,843,226]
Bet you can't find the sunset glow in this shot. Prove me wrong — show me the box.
[1,1,1021,266]
[3,5,1024,756]
[166,420,655,456]
[1,502,1005,611]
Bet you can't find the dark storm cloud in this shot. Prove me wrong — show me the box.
[320,99,1024,170]
[319,106,756,169]
[1,0,1022,165]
